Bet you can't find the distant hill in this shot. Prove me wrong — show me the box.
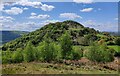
[0,31,29,45]
[108,32,120,36]
[2,20,115,51]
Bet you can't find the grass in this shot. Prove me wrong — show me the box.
[74,45,120,52]
[2,45,119,74]
[2,62,118,74]
[108,45,120,52]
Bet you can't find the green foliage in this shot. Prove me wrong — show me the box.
[59,32,72,59]
[85,43,115,62]
[37,41,62,62]
[2,20,100,51]
[114,37,120,45]
[2,51,13,64]
[23,42,35,62]
[12,48,24,63]
[106,41,115,45]
[71,46,83,60]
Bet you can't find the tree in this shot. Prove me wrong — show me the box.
[2,50,13,64]
[85,43,115,62]
[71,46,83,60]
[37,41,62,62]
[23,41,35,62]
[114,37,120,45]
[59,32,72,59]
[12,48,24,63]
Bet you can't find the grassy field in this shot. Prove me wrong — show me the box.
[2,62,118,74]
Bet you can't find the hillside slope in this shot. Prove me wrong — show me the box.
[2,20,114,51]
[0,31,28,44]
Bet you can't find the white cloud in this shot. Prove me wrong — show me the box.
[0,16,14,23]
[83,20,98,27]
[29,14,50,19]
[114,18,118,20]
[13,0,42,8]
[23,7,28,10]
[31,12,37,16]
[60,13,82,19]
[0,1,4,11]
[12,0,55,11]
[73,0,93,4]
[43,20,60,25]
[3,7,23,15]
[82,20,118,32]
[41,4,55,11]
[80,8,93,12]
[8,22,39,31]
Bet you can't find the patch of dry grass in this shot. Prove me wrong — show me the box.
[2,61,118,74]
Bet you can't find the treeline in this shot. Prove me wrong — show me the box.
[2,32,115,64]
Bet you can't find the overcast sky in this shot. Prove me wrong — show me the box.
[0,0,118,32]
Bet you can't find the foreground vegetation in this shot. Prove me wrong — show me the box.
[2,62,118,74]
[2,20,120,74]
[2,32,116,64]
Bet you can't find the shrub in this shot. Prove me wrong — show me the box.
[64,46,83,60]
[85,43,115,62]
[37,41,62,62]
[59,32,72,59]
[12,48,24,63]
[33,47,41,61]
[2,50,13,64]
[71,47,83,60]
[114,37,120,45]
[23,42,35,62]
[107,41,115,45]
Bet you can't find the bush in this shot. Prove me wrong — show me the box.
[114,37,120,45]
[59,32,72,59]
[85,43,115,62]
[107,41,115,45]
[12,48,24,63]
[64,46,83,60]
[33,47,41,61]
[23,42,35,62]
[71,47,83,60]
[37,41,62,62]
[2,50,13,64]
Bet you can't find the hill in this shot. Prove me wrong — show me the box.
[0,31,29,45]
[2,20,115,51]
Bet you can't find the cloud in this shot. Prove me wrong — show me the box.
[82,20,118,32]
[83,20,99,27]
[114,18,118,20]
[12,0,55,11]
[73,0,93,4]
[41,4,55,11]
[0,1,4,11]
[13,0,42,8]
[31,12,37,16]
[0,16,15,31]
[60,13,82,19]
[43,20,60,25]
[2,21,41,31]
[23,7,28,10]
[80,8,93,12]
[0,16,14,23]
[29,14,50,19]
[3,7,23,15]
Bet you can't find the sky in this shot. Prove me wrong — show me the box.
[0,0,118,32]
